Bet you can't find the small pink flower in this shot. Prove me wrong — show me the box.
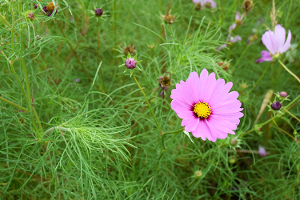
[170,69,244,142]
[125,58,137,69]
[230,35,242,43]
[256,24,291,63]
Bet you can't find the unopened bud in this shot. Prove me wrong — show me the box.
[125,58,137,69]
[279,91,287,97]
[230,138,238,146]
[27,12,34,21]
[194,170,202,178]
[95,8,103,17]
[271,101,281,111]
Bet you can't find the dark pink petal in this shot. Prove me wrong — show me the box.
[274,24,286,51]
[262,30,277,54]
[256,51,273,63]
[281,30,291,53]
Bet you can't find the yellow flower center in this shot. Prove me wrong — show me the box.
[193,102,211,118]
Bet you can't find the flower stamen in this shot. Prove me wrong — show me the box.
[193,102,211,118]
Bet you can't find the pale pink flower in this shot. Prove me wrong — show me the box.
[256,24,291,63]
[170,69,244,142]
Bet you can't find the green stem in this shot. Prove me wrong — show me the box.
[162,128,184,150]
[245,63,270,96]
[132,72,162,136]
[11,18,24,52]
[0,96,28,111]
[97,20,106,93]
[232,45,249,69]
[278,60,300,84]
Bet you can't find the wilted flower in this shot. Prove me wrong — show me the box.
[95,8,103,17]
[258,145,267,157]
[241,0,254,13]
[43,2,58,17]
[158,74,171,99]
[125,58,137,69]
[256,24,291,63]
[271,101,281,110]
[279,91,287,97]
[170,69,244,142]
[124,45,136,56]
[193,0,217,9]
[162,13,175,24]
[235,12,245,25]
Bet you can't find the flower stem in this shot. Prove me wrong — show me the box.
[278,60,300,84]
[0,96,28,111]
[132,72,162,136]
[245,63,269,96]
[162,128,184,149]
[97,20,106,93]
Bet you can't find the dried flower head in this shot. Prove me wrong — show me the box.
[124,45,136,56]
[158,74,171,99]
[271,101,281,110]
[241,0,254,13]
[95,8,103,17]
[170,69,244,142]
[162,13,175,24]
[193,0,217,9]
[27,12,34,21]
[217,62,230,71]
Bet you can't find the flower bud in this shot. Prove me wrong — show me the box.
[271,101,281,110]
[27,12,34,21]
[230,138,238,146]
[95,8,103,17]
[258,145,267,157]
[229,156,237,164]
[194,170,202,178]
[240,83,247,89]
[279,91,287,97]
[125,58,137,69]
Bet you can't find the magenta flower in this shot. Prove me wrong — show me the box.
[125,58,137,69]
[170,69,244,142]
[256,24,291,63]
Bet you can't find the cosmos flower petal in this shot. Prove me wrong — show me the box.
[203,72,216,102]
[170,81,194,105]
[208,78,225,104]
[256,51,273,63]
[281,30,291,53]
[193,0,201,3]
[206,119,230,139]
[262,30,277,54]
[183,117,199,132]
[186,72,201,103]
[192,120,208,140]
[274,24,286,50]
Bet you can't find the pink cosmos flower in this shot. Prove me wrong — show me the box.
[193,0,217,9]
[256,24,291,63]
[170,69,244,142]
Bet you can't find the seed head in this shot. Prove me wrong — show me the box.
[125,58,137,69]
[241,0,254,13]
[95,8,103,17]
[279,91,287,97]
[27,12,34,21]
[271,101,281,110]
